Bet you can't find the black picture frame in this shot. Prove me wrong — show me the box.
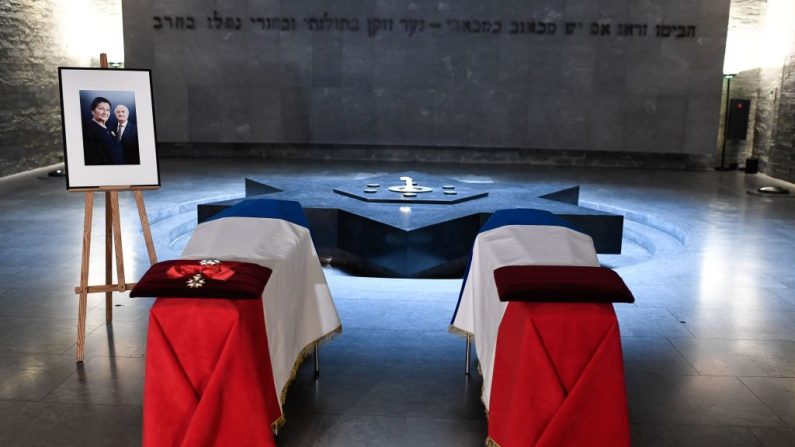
[58,67,160,190]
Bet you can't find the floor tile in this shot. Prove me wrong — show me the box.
[631,424,763,447]
[669,309,795,340]
[732,340,795,377]
[334,298,456,332]
[667,338,769,376]
[0,352,78,400]
[42,356,145,405]
[740,377,795,426]
[0,317,88,354]
[749,427,795,447]
[343,366,484,419]
[626,374,783,426]
[771,288,795,307]
[621,337,698,376]
[61,321,149,359]
[277,414,487,447]
[320,327,468,370]
[0,287,100,320]
[614,307,694,338]
[670,285,795,311]
[0,401,141,447]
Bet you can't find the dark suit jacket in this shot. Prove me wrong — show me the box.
[82,120,124,165]
[118,122,140,164]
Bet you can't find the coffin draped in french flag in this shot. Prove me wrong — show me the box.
[137,199,342,447]
[450,209,632,447]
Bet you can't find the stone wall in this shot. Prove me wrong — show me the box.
[0,0,122,177]
[3,0,794,180]
[755,0,795,182]
[0,1,69,176]
[722,0,795,181]
[124,0,730,156]
[768,58,795,181]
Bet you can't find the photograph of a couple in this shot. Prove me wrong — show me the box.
[59,67,159,190]
[80,90,140,165]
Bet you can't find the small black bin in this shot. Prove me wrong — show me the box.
[745,158,759,174]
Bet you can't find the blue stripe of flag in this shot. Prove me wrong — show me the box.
[205,198,309,229]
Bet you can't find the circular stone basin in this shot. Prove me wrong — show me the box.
[366,183,380,188]
[363,188,378,193]
[388,185,433,193]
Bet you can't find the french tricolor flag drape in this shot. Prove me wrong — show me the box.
[144,199,341,447]
[451,209,630,447]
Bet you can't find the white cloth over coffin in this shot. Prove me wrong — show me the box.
[451,224,599,410]
[180,216,341,408]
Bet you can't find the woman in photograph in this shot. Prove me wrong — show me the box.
[82,96,124,165]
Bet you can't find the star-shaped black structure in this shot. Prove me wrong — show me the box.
[197,172,623,278]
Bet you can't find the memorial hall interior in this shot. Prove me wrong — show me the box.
[1,0,795,446]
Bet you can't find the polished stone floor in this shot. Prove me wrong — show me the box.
[1,159,794,446]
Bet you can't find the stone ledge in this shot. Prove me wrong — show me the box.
[157,142,716,170]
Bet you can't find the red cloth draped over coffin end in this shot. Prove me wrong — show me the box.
[144,298,280,447]
[488,302,630,447]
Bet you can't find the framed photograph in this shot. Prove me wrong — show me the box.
[59,68,160,190]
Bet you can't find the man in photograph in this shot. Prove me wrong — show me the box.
[114,104,140,164]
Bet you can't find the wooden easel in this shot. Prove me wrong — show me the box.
[73,54,158,363]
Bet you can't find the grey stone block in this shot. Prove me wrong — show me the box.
[311,37,344,87]
[683,95,722,154]
[187,85,222,141]
[657,40,699,96]
[622,95,686,153]
[280,33,314,88]
[564,1,599,18]
[594,40,627,94]
[370,40,412,88]
[341,41,376,88]
[280,88,312,142]
[589,94,624,151]
[154,82,189,142]
[599,0,630,17]
[431,87,472,146]
[560,41,596,94]
[468,89,529,148]
[625,42,662,96]
[243,87,282,142]
[310,88,378,143]
[526,93,589,150]
[628,0,664,22]
[373,88,436,145]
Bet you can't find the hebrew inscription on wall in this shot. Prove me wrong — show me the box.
[152,11,699,40]
[126,0,731,155]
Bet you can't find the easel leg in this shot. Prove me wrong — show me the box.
[76,192,94,363]
[465,334,472,375]
[109,191,126,291]
[75,187,158,363]
[105,193,113,324]
[134,190,158,264]
[314,341,320,377]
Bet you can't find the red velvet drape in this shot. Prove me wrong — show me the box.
[489,302,630,447]
[143,298,281,447]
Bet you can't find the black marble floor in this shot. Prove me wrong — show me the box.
[1,159,795,446]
